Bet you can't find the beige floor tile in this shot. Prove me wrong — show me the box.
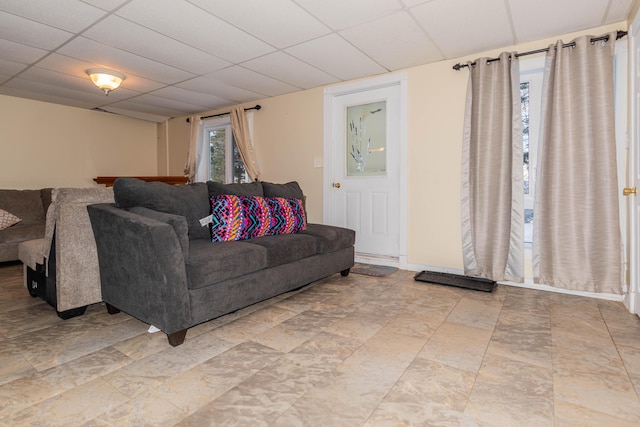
[3,378,128,427]
[461,353,554,427]
[554,400,640,427]
[364,358,475,427]
[446,296,503,330]
[163,341,283,414]
[418,320,493,373]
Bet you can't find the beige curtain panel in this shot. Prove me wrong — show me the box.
[461,51,524,282]
[183,115,200,182]
[533,32,622,294]
[230,107,261,182]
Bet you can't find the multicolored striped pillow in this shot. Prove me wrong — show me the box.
[210,195,307,242]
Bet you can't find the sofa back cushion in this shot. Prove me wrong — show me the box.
[0,189,47,225]
[262,181,306,213]
[210,195,306,242]
[207,181,264,197]
[114,178,210,240]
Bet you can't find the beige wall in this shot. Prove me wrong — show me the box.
[165,21,627,271]
[0,95,158,189]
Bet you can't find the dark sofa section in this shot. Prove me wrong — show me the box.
[88,178,355,346]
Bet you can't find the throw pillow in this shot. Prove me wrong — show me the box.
[0,208,21,230]
[210,195,306,242]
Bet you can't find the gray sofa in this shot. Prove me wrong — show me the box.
[18,187,115,318]
[88,178,355,346]
[0,188,52,263]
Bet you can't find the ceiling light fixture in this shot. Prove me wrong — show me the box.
[85,68,126,95]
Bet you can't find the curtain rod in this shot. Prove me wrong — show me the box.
[185,104,262,123]
[452,30,627,71]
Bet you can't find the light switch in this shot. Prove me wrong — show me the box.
[314,156,323,168]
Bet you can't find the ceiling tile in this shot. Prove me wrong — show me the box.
[242,52,339,89]
[2,76,115,108]
[508,0,609,43]
[399,0,432,6]
[116,0,275,63]
[107,97,198,117]
[176,77,264,103]
[151,86,232,110]
[80,0,130,12]
[0,58,28,76]
[607,0,634,22]
[0,11,73,50]
[0,38,48,64]
[125,93,207,113]
[58,37,195,84]
[0,0,107,32]
[340,11,444,70]
[410,0,514,58]
[285,34,388,80]
[208,66,300,97]
[95,105,171,123]
[84,16,231,74]
[294,0,404,30]
[189,0,330,48]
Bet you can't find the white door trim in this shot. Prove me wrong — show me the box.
[628,12,640,315]
[323,73,408,268]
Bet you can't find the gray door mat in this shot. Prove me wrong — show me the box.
[414,270,496,292]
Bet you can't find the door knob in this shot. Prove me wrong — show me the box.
[623,187,637,196]
[333,182,341,188]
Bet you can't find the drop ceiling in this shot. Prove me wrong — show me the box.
[0,0,634,122]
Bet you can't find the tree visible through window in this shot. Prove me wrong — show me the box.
[207,126,248,184]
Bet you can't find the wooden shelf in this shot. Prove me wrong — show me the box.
[94,176,189,187]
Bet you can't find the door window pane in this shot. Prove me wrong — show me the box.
[346,101,386,176]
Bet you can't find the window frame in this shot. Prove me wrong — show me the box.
[199,115,252,184]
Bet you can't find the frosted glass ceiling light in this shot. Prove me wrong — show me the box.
[86,68,126,95]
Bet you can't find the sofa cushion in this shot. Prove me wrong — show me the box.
[210,195,306,242]
[0,209,21,230]
[207,181,264,197]
[299,223,356,254]
[0,222,45,244]
[113,178,210,240]
[186,239,267,289]
[246,233,317,268]
[0,189,47,225]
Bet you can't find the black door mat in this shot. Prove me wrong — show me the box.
[414,270,496,292]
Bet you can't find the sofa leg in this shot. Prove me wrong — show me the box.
[105,303,121,315]
[340,268,351,277]
[167,329,187,347]
[56,306,87,320]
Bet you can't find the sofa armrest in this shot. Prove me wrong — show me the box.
[87,203,191,334]
[129,206,190,260]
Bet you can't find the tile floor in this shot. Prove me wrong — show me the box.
[1,262,640,426]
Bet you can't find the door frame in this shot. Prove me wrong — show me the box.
[322,72,408,267]
[628,12,640,315]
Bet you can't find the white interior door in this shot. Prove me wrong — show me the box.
[323,76,406,264]
[629,14,640,316]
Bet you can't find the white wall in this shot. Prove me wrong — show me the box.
[0,95,158,189]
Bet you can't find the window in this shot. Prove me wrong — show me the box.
[520,57,544,245]
[202,120,249,184]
